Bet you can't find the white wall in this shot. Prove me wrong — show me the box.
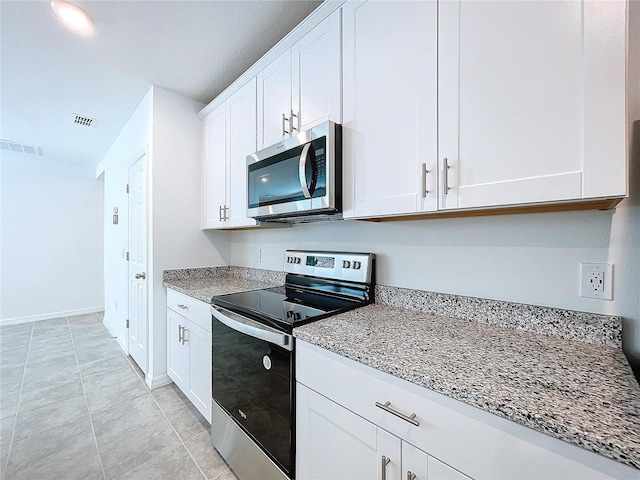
[148,87,229,385]
[0,155,104,323]
[99,86,228,385]
[98,88,153,350]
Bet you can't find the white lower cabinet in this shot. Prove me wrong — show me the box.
[166,289,212,423]
[296,341,637,480]
[297,383,468,480]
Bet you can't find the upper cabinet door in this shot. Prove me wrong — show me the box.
[202,104,227,229]
[292,8,342,133]
[438,0,626,211]
[257,50,293,149]
[227,78,257,228]
[342,0,438,219]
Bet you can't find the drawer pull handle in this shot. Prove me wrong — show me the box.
[375,401,419,426]
[177,304,189,310]
[381,456,391,480]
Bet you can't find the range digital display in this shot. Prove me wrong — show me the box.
[306,255,335,269]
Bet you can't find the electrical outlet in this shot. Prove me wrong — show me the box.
[580,263,613,300]
[588,271,604,292]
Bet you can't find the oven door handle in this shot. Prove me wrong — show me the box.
[211,305,294,351]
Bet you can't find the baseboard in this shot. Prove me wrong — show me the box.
[0,307,105,326]
[146,373,172,390]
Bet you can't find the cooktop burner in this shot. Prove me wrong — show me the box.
[212,251,375,334]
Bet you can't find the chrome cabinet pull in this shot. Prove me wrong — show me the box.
[135,272,146,279]
[178,325,183,343]
[421,163,429,197]
[290,109,298,133]
[381,456,391,480]
[375,401,420,426]
[177,304,188,310]
[282,113,289,136]
[407,471,416,480]
[182,328,188,344]
[443,158,451,195]
[223,205,229,221]
[219,205,224,222]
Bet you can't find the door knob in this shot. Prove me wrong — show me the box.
[135,272,146,279]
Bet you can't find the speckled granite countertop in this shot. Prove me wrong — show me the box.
[162,266,284,303]
[294,304,640,470]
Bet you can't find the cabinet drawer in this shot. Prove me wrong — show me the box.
[167,289,211,332]
[296,341,636,480]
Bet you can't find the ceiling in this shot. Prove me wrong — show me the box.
[0,0,322,170]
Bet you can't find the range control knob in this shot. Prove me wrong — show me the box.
[353,261,362,270]
[294,257,301,264]
[342,260,351,269]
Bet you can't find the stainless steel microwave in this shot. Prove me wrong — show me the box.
[246,121,341,223]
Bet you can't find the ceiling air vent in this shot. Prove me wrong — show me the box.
[0,139,42,156]
[73,114,98,128]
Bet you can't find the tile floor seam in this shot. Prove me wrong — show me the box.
[1,321,34,480]
[146,388,208,480]
[69,319,108,480]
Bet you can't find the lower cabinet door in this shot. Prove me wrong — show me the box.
[403,442,429,480]
[297,383,379,480]
[428,457,471,480]
[185,320,212,423]
[167,309,187,391]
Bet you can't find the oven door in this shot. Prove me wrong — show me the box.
[246,121,340,219]
[211,305,294,477]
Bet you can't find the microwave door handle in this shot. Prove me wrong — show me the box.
[298,143,312,199]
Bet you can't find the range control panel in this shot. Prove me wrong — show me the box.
[284,250,374,284]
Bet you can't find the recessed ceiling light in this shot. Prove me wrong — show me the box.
[50,1,94,36]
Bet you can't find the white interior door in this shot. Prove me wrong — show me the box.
[128,152,148,373]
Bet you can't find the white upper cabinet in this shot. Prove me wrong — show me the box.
[258,8,342,150]
[258,50,293,149]
[202,78,257,229]
[202,104,227,229]
[342,0,438,219]
[227,78,257,228]
[438,0,627,211]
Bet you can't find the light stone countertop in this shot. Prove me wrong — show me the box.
[293,304,640,470]
[162,266,285,303]
[161,267,640,470]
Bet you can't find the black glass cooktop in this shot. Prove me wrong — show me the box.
[212,275,371,333]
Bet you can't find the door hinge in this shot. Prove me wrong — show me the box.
[125,251,129,261]
[126,184,129,193]
[126,319,130,328]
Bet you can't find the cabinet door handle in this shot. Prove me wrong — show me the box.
[223,205,229,221]
[290,109,298,133]
[381,456,391,480]
[178,325,183,343]
[177,304,188,310]
[375,401,420,426]
[182,328,188,344]
[443,158,451,195]
[219,205,224,222]
[421,163,429,197]
[407,471,416,480]
[282,113,290,136]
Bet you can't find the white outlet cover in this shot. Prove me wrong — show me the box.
[580,263,613,300]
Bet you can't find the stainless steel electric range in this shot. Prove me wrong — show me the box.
[210,250,375,480]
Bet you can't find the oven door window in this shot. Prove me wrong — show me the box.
[212,317,293,476]
[248,137,327,209]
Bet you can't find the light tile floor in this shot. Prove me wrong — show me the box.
[0,313,236,480]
